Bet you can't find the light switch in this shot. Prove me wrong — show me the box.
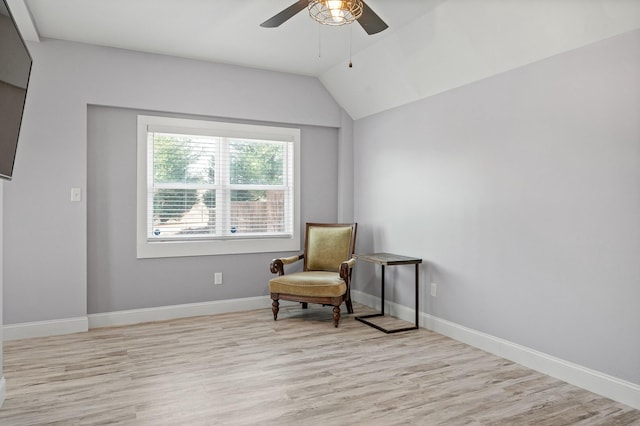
[71,187,82,202]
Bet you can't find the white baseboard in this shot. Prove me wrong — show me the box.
[3,317,88,341]
[351,289,640,410]
[0,377,6,408]
[87,296,269,329]
[88,296,294,329]
[1,297,294,340]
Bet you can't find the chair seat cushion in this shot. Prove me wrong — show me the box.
[269,271,347,298]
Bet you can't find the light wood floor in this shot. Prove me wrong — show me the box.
[1,304,639,425]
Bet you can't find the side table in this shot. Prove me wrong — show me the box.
[354,252,423,333]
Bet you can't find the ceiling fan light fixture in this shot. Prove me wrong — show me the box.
[309,0,363,26]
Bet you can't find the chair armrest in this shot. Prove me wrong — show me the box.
[270,254,304,275]
[281,255,304,265]
[339,257,356,279]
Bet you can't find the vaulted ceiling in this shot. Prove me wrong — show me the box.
[7,0,640,119]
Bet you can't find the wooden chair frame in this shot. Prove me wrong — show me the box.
[269,223,357,327]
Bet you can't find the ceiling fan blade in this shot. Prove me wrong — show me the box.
[260,0,308,28]
[357,1,389,35]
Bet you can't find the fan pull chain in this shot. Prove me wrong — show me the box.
[318,24,322,58]
[348,25,353,68]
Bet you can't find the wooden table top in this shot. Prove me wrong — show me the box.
[354,252,422,266]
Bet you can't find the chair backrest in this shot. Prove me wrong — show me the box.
[304,223,357,272]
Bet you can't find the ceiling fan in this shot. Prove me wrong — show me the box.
[260,0,389,35]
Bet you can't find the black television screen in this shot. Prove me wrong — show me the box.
[0,0,32,180]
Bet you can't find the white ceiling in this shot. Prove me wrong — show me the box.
[7,0,640,119]
[13,0,442,77]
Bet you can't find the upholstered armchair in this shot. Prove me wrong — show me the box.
[269,223,357,327]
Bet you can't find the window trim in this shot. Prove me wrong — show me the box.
[136,115,300,258]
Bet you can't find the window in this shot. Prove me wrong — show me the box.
[137,115,300,258]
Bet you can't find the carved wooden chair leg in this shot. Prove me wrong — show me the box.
[271,297,279,320]
[332,305,341,327]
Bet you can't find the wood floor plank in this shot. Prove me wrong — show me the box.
[1,304,638,425]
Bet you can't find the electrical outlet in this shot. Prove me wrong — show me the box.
[431,282,437,297]
[71,187,82,202]
[214,272,223,285]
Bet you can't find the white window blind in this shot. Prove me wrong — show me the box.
[137,115,300,258]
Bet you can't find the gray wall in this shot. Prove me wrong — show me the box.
[3,38,344,324]
[353,29,640,385]
[87,106,338,313]
[0,181,4,402]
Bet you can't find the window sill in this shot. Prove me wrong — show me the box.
[136,235,300,259]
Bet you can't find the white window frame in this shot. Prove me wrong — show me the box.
[136,115,300,258]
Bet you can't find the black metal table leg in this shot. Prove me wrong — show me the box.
[354,253,422,334]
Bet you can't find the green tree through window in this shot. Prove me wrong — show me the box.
[230,140,285,202]
[152,135,199,223]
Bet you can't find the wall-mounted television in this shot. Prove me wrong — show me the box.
[0,0,32,181]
